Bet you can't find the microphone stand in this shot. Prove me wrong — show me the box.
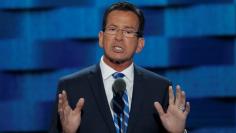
[118,113,122,133]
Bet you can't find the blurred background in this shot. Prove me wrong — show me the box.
[0,0,236,133]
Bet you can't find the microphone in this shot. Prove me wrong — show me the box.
[111,78,126,114]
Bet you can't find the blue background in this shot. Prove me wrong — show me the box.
[0,0,236,132]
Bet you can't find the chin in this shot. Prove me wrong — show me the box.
[109,57,132,65]
[104,53,132,64]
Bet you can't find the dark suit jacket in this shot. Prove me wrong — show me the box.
[50,64,170,133]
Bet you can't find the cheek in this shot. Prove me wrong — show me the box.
[127,41,139,52]
[103,39,113,52]
[103,37,113,45]
[125,46,137,56]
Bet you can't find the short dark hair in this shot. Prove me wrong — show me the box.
[102,2,145,37]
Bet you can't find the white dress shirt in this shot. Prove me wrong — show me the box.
[99,56,134,116]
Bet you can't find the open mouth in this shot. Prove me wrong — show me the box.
[112,46,124,53]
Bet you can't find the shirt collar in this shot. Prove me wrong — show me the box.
[99,56,134,82]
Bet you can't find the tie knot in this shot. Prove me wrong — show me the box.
[112,72,125,79]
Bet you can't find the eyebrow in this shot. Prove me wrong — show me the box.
[106,24,137,30]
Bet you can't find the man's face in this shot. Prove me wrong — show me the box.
[99,10,144,64]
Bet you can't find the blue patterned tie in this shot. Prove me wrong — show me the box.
[112,72,129,133]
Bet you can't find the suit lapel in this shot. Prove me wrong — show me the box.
[88,64,116,133]
[127,66,145,133]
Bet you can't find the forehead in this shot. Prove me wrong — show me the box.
[106,10,139,29]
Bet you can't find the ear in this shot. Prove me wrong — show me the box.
[98,31,104,48]
[136,38,145,53]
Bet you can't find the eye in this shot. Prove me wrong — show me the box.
[108,27,116,31]
[124,30,133,34]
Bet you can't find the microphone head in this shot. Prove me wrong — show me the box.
[112,78,126,97]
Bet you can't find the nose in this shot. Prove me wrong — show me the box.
[114,29,123,41]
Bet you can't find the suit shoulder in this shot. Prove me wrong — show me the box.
[135,65,171,84]
[59,65,97,82]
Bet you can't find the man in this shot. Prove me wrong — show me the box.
[50,2,190,133]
